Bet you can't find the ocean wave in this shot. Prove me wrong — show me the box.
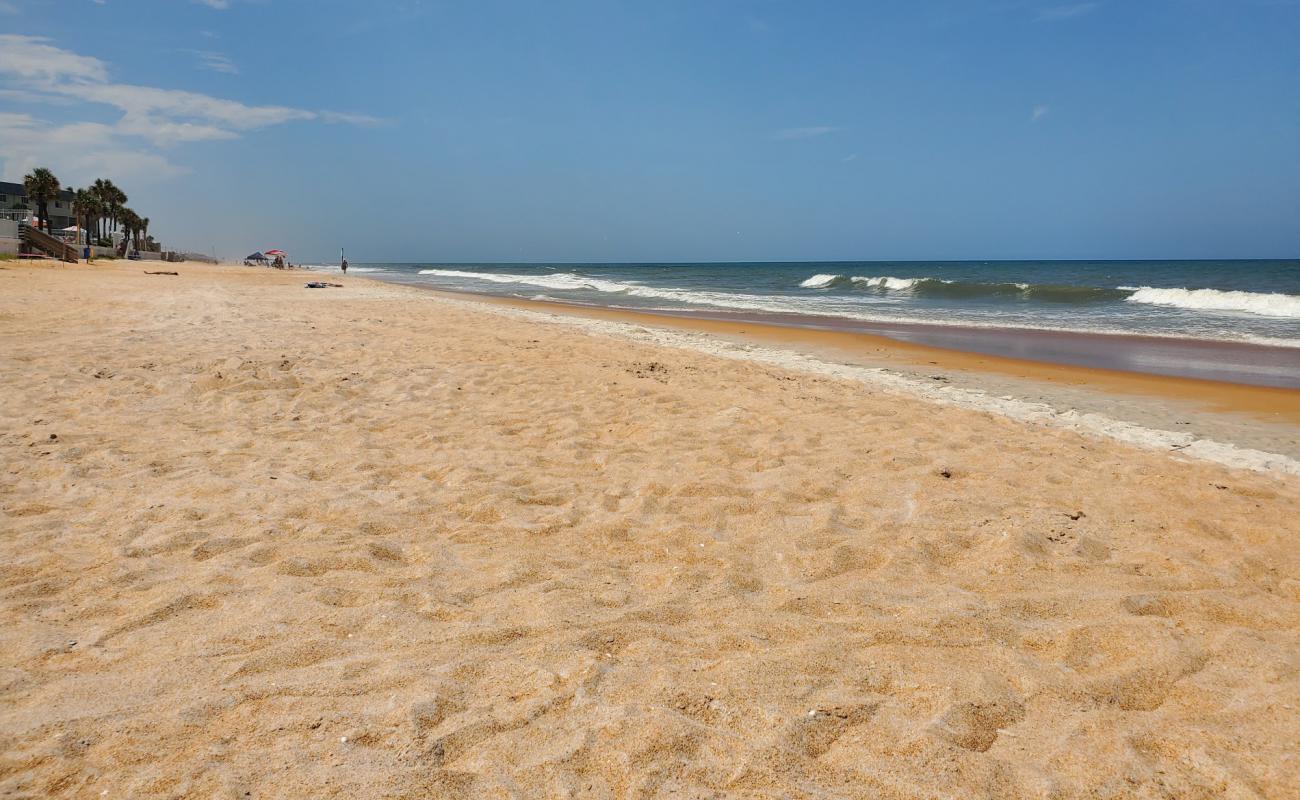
[417,268,622,292]
[855,275,925,290]
[799,273,840,288]
[403,268,1299,347]
[801,274,1126,302]
[1125,287,1300,318]
[416,268,814,315]
[805,274,1300,315]
[302,264,385,273]
[800,274,929,290]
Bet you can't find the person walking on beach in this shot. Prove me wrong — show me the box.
[341,257,348,275]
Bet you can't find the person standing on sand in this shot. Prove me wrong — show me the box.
[341,257,348,274]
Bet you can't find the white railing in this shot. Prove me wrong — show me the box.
[1,209,35,222]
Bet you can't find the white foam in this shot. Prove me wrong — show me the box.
[411,269,1300,348]
[417,268,825,316]
[1125,287,1300,318]
[301,264,384,273]
[800,273,840,288]
[851,275,925,290]
[800,273,931,290]
[385,287,1300,477]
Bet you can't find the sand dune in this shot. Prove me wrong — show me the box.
[1,262,1297,798]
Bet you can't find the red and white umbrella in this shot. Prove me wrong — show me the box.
[264,249,286,256]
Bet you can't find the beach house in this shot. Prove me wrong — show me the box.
[0,181,77,231]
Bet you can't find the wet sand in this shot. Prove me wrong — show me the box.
[423,289,1300,427]
[2,260,1298,798]
[705,309,1300,389]
[372,275,1300,389]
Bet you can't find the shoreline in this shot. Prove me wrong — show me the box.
[296,263,1300,470]
[352,267,1300,385]
[397,286,1300,474]
[352,271,1300,388]
[364,281,1300,427]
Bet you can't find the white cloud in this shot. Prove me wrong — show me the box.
[0,34,109,82]
[774,126,842,141]
[0,113,186,183]
[1032,104,1050,121]
[318,110,384,126]
[0,87,78,105]
[57,81,315,129]
[115,114,240,145]
[0,35,381,181]
[193,51,238,74]
[1036,3,1099,21]
[194,0,230,9]
[842,153,859,162]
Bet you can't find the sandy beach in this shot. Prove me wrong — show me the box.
[2,260,1298,798]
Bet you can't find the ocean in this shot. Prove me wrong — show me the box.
[330,259,1299,347]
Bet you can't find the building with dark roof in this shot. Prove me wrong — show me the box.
[0,181,77,231]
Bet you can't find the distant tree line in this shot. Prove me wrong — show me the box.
[22,167,152,251]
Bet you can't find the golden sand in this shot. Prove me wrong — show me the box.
[459,291,1300,425]
[2,261,1297,798]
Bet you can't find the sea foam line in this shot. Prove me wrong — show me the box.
[1124,287,1300,318]
[417,268,836,316]
[799,274,925,289]
[803,273,1300,319]
[388,286,1300,477]
[413,268,1298,347]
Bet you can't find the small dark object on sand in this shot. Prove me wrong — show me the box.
[144,271,179,275]
[305,281,343,289]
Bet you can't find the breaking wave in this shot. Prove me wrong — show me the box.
[417,268,809,315]
[799,274,923,290]
[800,274,1125,302]
[798,273,840,288]
[800,274,1299,314]
[413,269,1300,325]
[1124,287,1300,318]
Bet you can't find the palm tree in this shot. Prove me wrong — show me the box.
[89,179,127,241]
[140,217,150,250]
[72,188,101,248]
[121,208,144,252]
[90,179,110,241]
[23,167,60,233]
[110,183,127,235]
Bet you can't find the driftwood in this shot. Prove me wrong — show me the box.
[144,271,179,275]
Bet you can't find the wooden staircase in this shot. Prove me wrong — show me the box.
[20,223,79,263]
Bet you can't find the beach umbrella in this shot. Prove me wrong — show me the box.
[265,249,286,256]
[245,252,268,261]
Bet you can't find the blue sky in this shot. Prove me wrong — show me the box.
[2,0,1297,262]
